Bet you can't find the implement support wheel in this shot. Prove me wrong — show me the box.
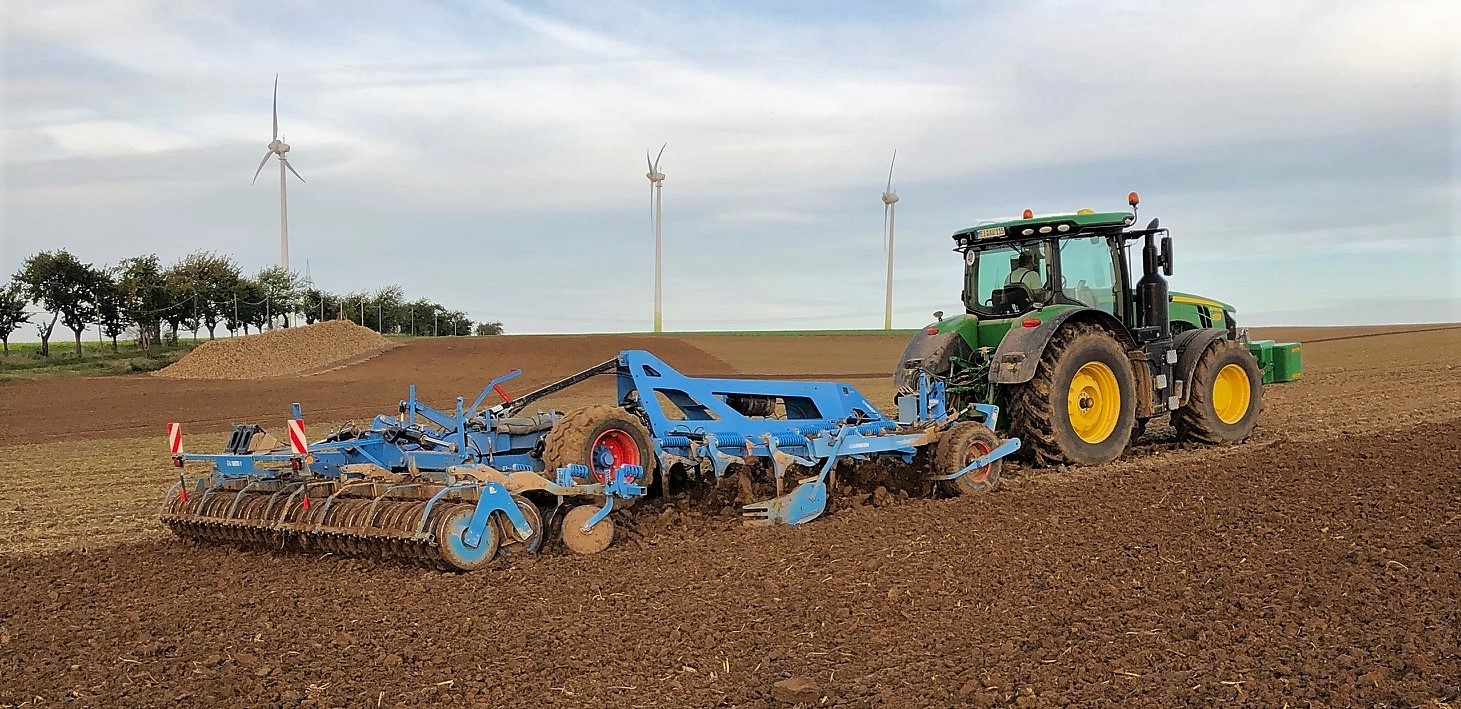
[496,494,544,558]
[934,422,1003,495]
[1174,339,1264,444]
[542,405,656,495]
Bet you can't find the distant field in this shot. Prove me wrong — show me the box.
[0,339,195,381]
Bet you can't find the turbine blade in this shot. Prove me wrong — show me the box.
[647,149,654,174]
[272,74,279,141]
[283,158,306,183]
[886,149,897,192]
[251,151,272,184]
[653,143,666,171]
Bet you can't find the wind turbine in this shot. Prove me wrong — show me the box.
[646,144,666,333]
[252,74,306,272]
[881,150,899,331]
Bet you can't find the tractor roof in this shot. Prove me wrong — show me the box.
[952,210,1134,246]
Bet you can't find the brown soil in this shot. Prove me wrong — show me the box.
[156,321,394,380]
[1,325,1458,707]
[1,420,1456,707]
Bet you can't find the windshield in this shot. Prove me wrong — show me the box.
[963,242,1051,316]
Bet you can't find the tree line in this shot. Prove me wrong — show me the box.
[0,249,501,357]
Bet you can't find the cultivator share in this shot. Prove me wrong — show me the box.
[161,350,1019,571]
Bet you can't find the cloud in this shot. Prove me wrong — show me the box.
[1,0,1456,333]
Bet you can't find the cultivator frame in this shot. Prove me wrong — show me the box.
[162,350,1020,571]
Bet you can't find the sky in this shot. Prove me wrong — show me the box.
[2,0,1458,334]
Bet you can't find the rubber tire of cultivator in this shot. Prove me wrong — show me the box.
[541,404,656,493]
[1173,339,1264,445]
[934,422,1003,495]
[1007,323,1137,466]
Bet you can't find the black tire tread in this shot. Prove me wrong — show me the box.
[933,422,1002,495]
[541,405,656,488]
[1173,339,1264,445]
[1005,323,1135,466]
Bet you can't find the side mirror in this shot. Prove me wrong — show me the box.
[1160,235,1174,276]
[1146,217,1160,231]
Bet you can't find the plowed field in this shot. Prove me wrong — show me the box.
[2,326,1458,707]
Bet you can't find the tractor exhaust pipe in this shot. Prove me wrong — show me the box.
[1135,218,1171,341]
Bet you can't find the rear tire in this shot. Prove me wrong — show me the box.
[1174,340,1263,444]
[934,422,1002,494]
[1007,324,1136,466]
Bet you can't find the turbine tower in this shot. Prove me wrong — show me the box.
[881,150,899,331]
[252,74,306,271]
[646,144,666,333]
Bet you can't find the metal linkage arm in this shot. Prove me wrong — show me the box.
[491,359,617,417]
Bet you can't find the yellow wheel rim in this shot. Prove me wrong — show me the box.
[1212,363,1251,424]
[1067,361,1121,444]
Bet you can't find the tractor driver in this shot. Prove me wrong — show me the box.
[1005,251,1046,301]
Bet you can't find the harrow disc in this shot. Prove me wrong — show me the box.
[497,494,544,558]
[560,504,615,555]
[435,505,500,571]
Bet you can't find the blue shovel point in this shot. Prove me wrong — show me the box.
[742,478,828,527]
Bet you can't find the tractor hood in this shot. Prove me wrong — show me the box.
[1170,291,1236,313]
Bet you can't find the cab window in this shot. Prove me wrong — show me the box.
[1058,236,1119,316]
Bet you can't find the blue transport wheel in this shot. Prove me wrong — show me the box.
[496,494,544,558]
[435,505,500,571]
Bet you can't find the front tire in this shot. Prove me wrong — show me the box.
[1008,324,1136,466]
[1174,340,1263,444]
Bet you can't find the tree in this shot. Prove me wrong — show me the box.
[474,321,504,336]
[302,287,341,325]
[14,250,99,357]
[93,270,128,351]
[0,282,30,357]
[365,285,406,333]
[165,252,240,339]
[440,310,472,337]
[117,255,172,352]
[229,276,270,334]
[255,267,302,328]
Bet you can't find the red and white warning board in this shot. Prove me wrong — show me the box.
[167,422,183,454]
[287,418,308,456]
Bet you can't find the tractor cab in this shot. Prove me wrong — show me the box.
[956,208,1134,323]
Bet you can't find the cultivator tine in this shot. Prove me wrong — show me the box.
[743,478,828,526]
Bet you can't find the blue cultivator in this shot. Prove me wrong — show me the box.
[162,350,1018,571]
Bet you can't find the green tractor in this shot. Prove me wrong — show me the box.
[895,192,1302,466]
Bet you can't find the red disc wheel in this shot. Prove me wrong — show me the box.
[591,428,642,483]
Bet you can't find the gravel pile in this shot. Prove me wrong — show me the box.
[155,321,394,380]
